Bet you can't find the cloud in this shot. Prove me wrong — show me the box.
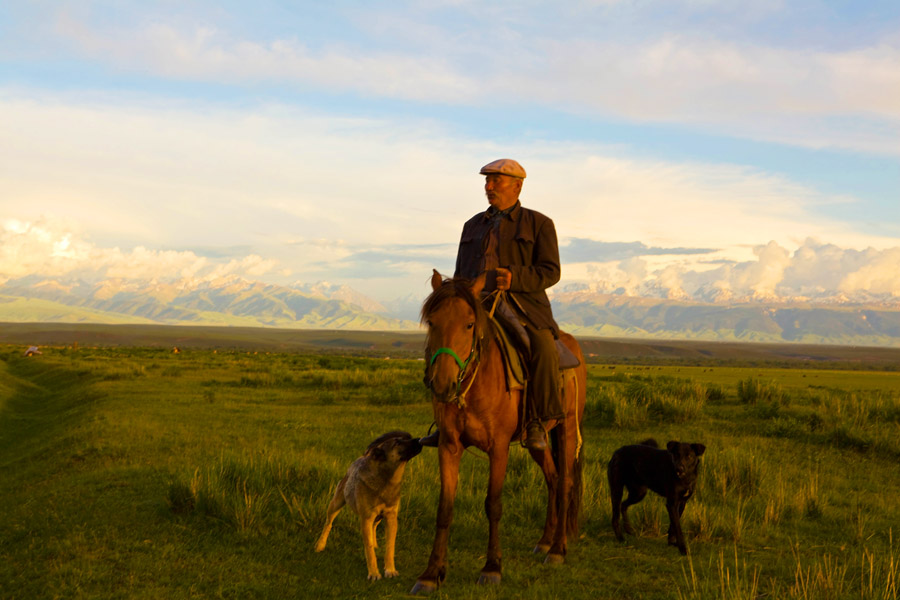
[306,243,457,280]
[39,6,900,155]
[52,18,477,103]
[0,218,278,284]
[0,92,474,250]
[2,86,895,302]
[566,238,900,303]
[522,151,886,260]
[562,238,715,263]
[5,219,900,306]
[527,37,900,122]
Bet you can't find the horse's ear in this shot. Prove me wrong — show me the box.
[471,272,486,297]
[431,269,444,291]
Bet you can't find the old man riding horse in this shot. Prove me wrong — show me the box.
[411,270,586,594]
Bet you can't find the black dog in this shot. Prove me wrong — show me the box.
[608,439,706,555]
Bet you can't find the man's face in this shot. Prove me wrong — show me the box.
[484,174,521,211]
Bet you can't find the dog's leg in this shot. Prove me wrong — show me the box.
[383,508,400,578]
[361,514,382,580]
[666,496,688,555]
[609,481,624,541]
[620,485,647,536]
[668,498,688,550]
[315,479,347,552]
[372,514,382,549]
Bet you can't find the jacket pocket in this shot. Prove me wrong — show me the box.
[514,230,535,245]
[513,230,535,260]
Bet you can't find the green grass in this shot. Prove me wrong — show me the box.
[1,345,899,599]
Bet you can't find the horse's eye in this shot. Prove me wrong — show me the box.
[426,320,432,327]
[466,322,474,330]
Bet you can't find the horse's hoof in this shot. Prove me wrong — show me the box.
[532,544,550,554]
[544,553,565,566]
[410,580,438,595]
[477,571,502,586]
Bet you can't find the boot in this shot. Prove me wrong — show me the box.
[523,421,547,451]
[419,430,440,447]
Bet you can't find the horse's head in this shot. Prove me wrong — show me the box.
[421,269,487,403]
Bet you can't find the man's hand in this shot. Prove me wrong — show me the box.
[495,267,512,291]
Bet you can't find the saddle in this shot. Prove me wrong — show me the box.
[489,302,581,392]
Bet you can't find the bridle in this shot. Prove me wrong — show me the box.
[426,317,482,407]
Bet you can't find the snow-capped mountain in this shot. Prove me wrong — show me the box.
[4,275,900,345]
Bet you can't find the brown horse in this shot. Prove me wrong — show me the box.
[410,270,586,595]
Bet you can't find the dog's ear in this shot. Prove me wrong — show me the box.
[667,441,680,454]
[366,446,387,461]
[691,443,706,457]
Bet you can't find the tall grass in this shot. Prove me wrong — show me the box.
[737,377,788,405]
[3,346,900,598]
[678,539,898,600]
[754,384,900,460]
[678,545,761,600]
[585,373,710,428]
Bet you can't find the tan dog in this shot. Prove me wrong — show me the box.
[314,431,423,580]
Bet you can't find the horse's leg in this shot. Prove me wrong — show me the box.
[546,419,571,565]
[411,441,462,595]
[478,444,511,585]
[527,444,558,555]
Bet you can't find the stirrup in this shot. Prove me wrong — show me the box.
[523,421,547,451]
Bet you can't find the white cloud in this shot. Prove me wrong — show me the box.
[838,248,900,296]
[0,92,473,248]
[521,151,884,257]
[53,18,477,103]
[2,89,894,301]
[567,238,900,302]
[42,9,900,155]
[0,218,277,284]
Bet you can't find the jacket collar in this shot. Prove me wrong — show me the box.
[482,200,522,223]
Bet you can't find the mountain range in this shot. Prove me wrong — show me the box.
[2,275,900,347]
[0,275,418,331]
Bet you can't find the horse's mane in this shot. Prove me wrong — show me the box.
[420,276,494,357]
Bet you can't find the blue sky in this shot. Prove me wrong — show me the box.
[1,1,898,304]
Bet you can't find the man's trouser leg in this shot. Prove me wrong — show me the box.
[526,327,563,422]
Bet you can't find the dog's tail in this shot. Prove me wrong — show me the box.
[639,438,659,448]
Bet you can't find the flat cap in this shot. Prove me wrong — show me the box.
[479,158,526,179]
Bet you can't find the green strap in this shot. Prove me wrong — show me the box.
[429,347,466,370]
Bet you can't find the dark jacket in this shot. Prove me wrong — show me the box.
[454,201,560,335]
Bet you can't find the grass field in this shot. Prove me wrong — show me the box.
[1,340,899,599]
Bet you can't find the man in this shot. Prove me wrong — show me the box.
[423,158,562,451]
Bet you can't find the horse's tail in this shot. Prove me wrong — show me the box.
[566,425,584,538]
[548,421,584,539]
